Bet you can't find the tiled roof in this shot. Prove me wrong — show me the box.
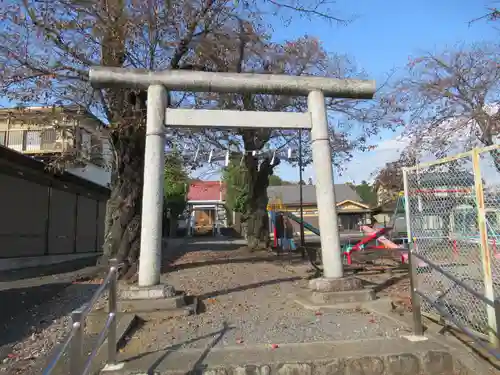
[267,184,363,205]
[187,181,363,205]
[188,181,226,201]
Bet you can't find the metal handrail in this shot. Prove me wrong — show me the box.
[43,260,120,375]
[408,249,500,355]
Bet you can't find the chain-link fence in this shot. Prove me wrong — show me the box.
[403,145,500,344]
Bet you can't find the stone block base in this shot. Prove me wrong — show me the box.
[119,283,176,300]
[117,294,186,313]
[310,288,375,305]
[114,283,197,317]
[100,338,474,375]
[309,276,363,292]
[87,312,135,334]
[292,275,375,309]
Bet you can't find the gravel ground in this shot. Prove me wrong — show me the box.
[0,238,413,374]
[121,244,410,356]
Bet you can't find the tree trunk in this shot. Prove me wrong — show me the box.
[169,218,178,238]
[246,206,270,250]
[243,155,277,251]
[98,125,146,280]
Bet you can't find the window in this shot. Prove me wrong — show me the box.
[25,130,42,151]
[80,129,91,158]
[486,211,500,237]
[0,131,6,146]
[423,215,443,230]
[7,130,24,151]
[454,210,477,235]
[90,134,104,165]
[41,129,57,150]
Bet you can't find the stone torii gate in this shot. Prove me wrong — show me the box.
[89,67,375,299]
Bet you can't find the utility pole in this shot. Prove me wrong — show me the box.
[298,129,305,257]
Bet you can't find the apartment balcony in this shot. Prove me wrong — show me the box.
[0,128,107,167]
[1,128,62,152]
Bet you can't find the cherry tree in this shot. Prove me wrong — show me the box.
[0,0,400,271]
[391,44,500,170]
[0,0,362,277]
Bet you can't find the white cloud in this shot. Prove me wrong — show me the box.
[333,136,409,184]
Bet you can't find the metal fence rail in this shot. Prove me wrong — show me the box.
[408,248,500,360]
[403,144,500,351]
[43,260,120,375]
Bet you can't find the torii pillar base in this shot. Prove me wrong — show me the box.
[117,284,196,316]
[295,276,375,309]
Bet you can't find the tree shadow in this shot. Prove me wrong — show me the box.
[196,276,303,300]
[0,282,99,360]
[0,256,99,283]
[174,240,246,253]
[162,239,246,270]
[361,271,409,294]
[163,253,305,273]
[122,323,234,374]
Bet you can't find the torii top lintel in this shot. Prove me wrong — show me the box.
[88,67,375,99]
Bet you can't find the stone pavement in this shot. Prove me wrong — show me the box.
[103,237,492,375]
[107,338,465,375]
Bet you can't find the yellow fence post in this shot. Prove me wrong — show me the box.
[472,147,498,347]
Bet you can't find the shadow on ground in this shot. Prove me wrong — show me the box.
[162,237,310,273]
[0,281,99,361]
[167,238,245,253]
[123,323,235,374]
[0,256,99,283]
[361,271,409,294]
[164,252,305,272]
[197,276,303,300]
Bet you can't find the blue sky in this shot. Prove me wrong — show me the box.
[270,0,499,184]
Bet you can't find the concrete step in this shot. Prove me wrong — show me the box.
[100,337,473,375]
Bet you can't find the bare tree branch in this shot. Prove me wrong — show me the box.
[389,43,500,163]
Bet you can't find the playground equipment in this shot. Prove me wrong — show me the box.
[269,209,407,267]
[341,193,409,265]
[282,211,320,236]
[268,197,285,248]
[448,204,500,259]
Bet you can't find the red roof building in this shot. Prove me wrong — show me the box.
[186,181,228,236]
[187,181,226,202]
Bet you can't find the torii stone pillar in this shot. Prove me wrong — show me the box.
[89,67,376,305]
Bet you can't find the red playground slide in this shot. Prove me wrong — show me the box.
[343,225,410,265]
[351,226,391,251]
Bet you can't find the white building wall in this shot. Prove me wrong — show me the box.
[67,135,113,188]
[67,163,111,188]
